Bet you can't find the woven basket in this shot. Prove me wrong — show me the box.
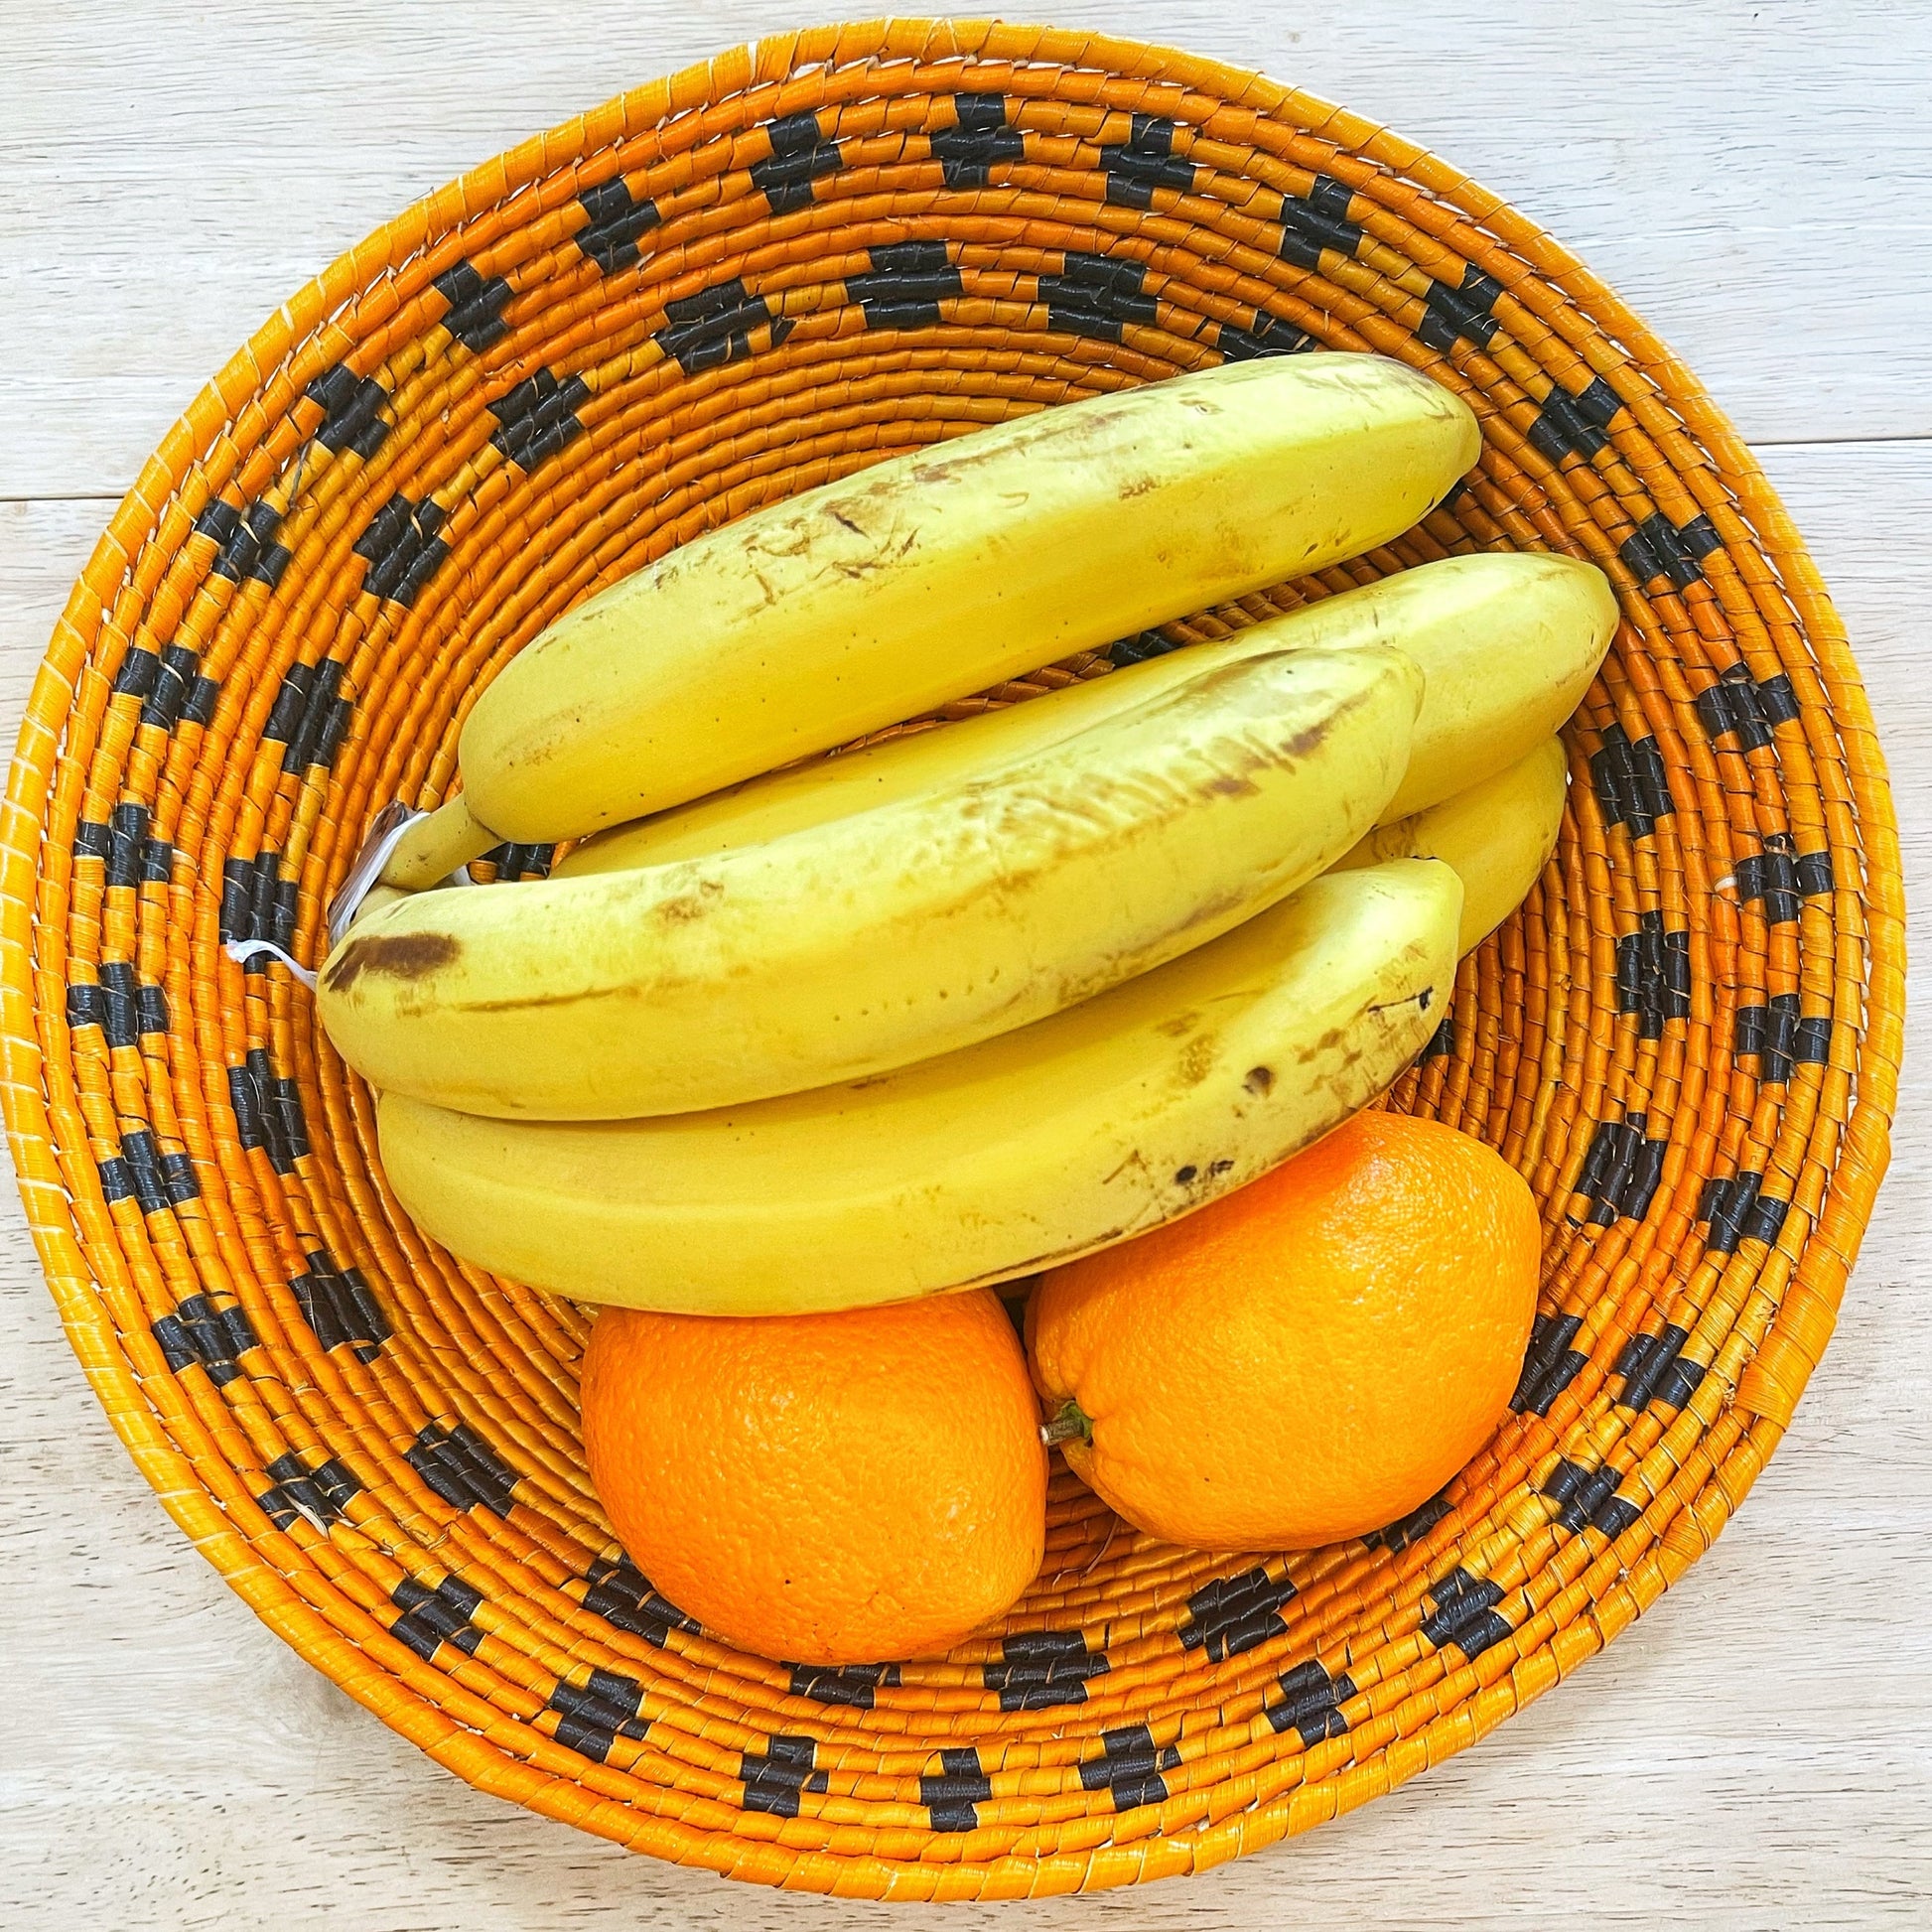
[2,20,1902,1899]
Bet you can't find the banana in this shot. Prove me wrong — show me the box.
[1369,554,1609,822]
[382,353,1477,885]
[1334,736,1569,953]
[375,859,1461,1314]
[558,551,1612,881]
[322,646,1421,1119]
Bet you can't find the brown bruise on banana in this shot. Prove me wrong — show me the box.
[321,929,460,995]
[922,677,1369,1026]
[737,492,922,596]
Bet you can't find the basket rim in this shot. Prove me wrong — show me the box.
[0,15,1904,1896]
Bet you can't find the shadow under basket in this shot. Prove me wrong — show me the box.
[0,20,1902,1900]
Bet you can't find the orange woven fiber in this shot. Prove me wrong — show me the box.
[0,21,1901,1899]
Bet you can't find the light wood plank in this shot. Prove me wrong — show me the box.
[2,0,1928,499]
[2,440,1927,1926]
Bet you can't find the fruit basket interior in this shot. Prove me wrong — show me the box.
[0,19,1900,1900]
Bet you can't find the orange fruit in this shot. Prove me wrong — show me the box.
[581,1290,1046,1665]
[1027,1110,1540,1550]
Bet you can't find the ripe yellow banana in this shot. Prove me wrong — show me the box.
[382,353,1477,885]
[1334,736,1569,953]
[375,859,1461,1314]
[322,646,1421,1119]
[558,551,1611,882]
[1366,554,1608,821]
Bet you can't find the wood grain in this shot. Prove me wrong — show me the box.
[2,7,1928,1925]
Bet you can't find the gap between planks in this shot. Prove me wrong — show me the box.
[6,432,1932,511]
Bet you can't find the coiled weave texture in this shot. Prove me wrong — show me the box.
[0,21,1901,1899]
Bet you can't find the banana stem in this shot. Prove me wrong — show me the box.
[1040,1399,1093,1449]
[380,796,498,890]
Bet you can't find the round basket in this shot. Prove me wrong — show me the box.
[2,19,1901,1899]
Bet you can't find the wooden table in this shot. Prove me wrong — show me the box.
[4,5,1927,1925]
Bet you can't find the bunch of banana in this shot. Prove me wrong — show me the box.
[310,352,1617,1314]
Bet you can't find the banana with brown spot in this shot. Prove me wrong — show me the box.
[374,859,1461,1314]
[322,645,1421,1119]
